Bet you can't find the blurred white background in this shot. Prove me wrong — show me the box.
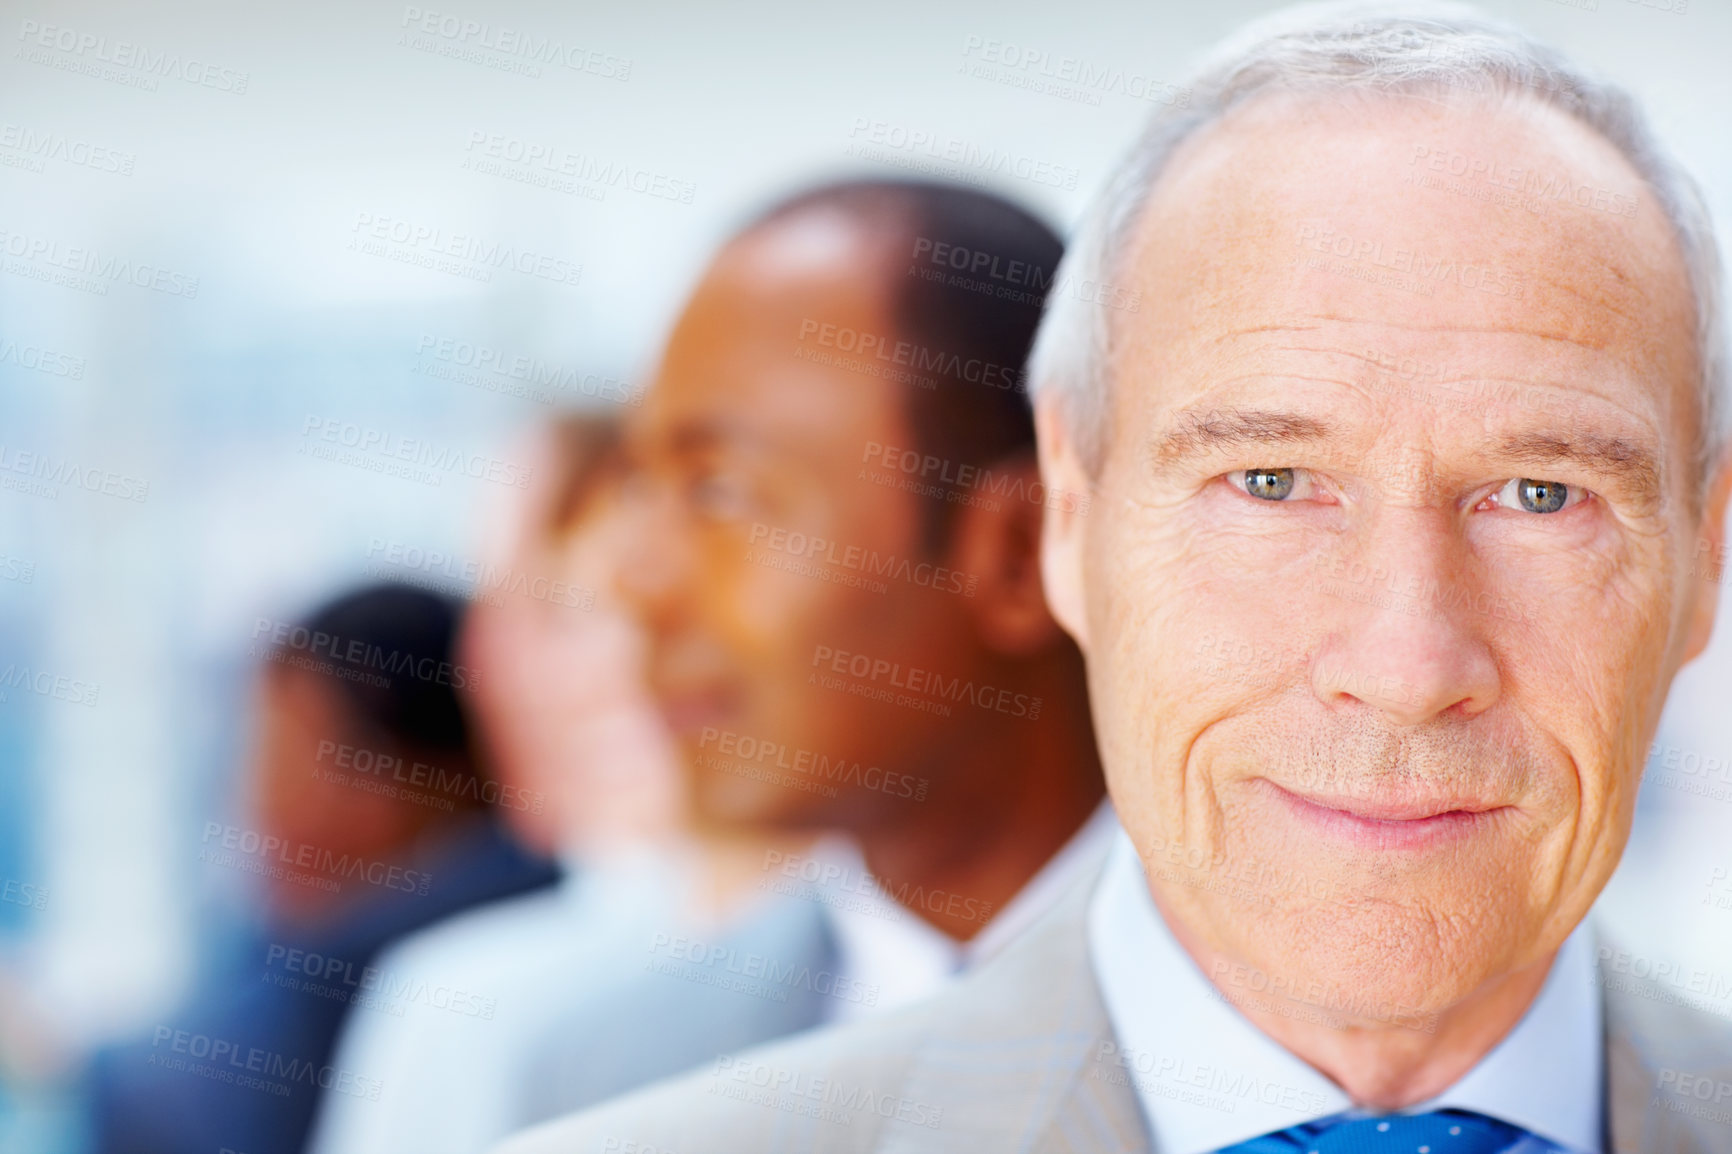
[0,0,1728,1130]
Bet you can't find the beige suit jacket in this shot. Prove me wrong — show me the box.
[492,870,1732,1153]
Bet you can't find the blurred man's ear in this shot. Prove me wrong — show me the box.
[946,453,1065,657]
[1683,454,1732,664]
[1034,395,1092,655]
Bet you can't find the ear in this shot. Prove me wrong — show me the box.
[1682,454,1732,664]
[1035,395,1094,655]
[946,454,1064,656]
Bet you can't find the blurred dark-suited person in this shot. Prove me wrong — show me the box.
[495,3,1732,1152]
[489,179,1115,1138]
[86,585,558,1154]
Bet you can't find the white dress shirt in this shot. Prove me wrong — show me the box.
[814,800,1120,1023]
[1088,830,1604,1154]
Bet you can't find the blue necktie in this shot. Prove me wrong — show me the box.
[1217,1108,1528,1154]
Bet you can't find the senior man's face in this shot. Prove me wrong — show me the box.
[1040,92,1731,1018]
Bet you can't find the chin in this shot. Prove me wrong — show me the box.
[691,773,806,830]
[1201,883,1529,1026]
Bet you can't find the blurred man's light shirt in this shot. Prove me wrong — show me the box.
[307,847,691,1154]
[818,800,1118,1024]
[1088,831,1603,1154]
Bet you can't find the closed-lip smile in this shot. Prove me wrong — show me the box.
[1257,779,1507,849]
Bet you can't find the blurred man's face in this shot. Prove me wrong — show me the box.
[461,489,683,857]
[253,667,427,923]
[619,215,967,828]
[1039,93,1727,1017]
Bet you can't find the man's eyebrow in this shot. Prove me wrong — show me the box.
[1494,432,1660,502]
[1150,408,1337,468]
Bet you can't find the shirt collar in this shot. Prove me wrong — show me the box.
[971,798,1119,964]
[814,798,1120,1023]
[1416,907,1602,1152]
[1088,830,1603,1154]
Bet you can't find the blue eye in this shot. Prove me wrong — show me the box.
[1518,479,1564,513]
[1244,468,1294,501]
[1493,477,1585,514]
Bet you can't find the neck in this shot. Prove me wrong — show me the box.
[857,660,1105,942]
[1160,899,1559,1109]
[686,826,819,925]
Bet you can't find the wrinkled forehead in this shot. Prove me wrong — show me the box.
[1106,87,1700,467]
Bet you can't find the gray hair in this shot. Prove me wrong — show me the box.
[1028,0,1727,490]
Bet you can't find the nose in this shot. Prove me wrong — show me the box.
[1310,508,1502,726]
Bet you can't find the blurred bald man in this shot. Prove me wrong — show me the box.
[494,180,1114,1138]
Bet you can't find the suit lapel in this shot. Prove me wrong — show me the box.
[872,906,1732,1154]
[873,873,1150,1154]
[1599,929,1732,1153]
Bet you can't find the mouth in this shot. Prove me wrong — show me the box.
[1256,779,1507,850]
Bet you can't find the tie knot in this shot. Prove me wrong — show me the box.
[1302,1110,1526,1154]
[1218,1109,1529,1154]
